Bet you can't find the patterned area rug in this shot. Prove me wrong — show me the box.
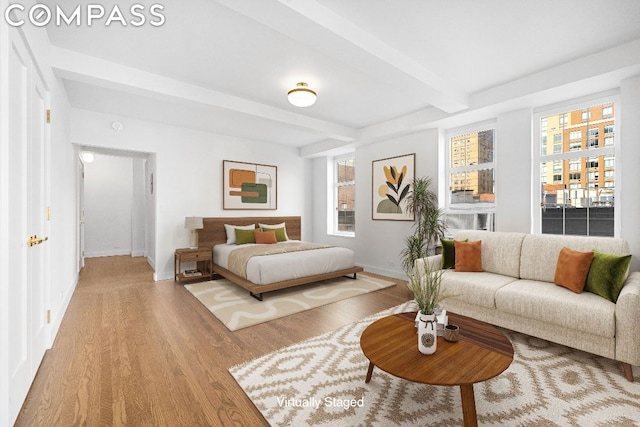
[185,274,396,331]
[229,302,640,426]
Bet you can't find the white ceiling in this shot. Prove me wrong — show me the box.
[46,0,640,155]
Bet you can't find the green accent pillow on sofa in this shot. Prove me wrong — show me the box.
[585,250,632,302]
[441,238,467,269]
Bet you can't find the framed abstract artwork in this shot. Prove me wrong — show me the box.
[372,153,415,220]
[223,160,277,210]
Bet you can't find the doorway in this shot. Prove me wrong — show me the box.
[76,147,155,271]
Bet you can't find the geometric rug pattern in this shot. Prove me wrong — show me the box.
[185,274,396,331]
[229,301,640,426]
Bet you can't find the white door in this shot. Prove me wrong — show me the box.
[78,161,86,270]
[27,64,49,373]
[7,28,50,423]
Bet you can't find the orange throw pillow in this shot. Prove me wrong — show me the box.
[553,247,594,293]
[254,230,277,244]
[454,240,483,272]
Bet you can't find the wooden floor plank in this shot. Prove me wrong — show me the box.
[15,256,411,426]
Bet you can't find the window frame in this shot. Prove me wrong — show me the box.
[332,154,356,237]
[444,120,497,214]
[532,92,620,237]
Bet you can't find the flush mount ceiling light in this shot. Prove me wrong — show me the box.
[287,82,317,107]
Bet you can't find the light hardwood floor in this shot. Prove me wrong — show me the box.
[15,256,412,426]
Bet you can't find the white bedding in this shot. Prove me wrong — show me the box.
[213,241,356,285]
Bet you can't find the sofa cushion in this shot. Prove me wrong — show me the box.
[441,238,466,269]
[553,247,594,293]
[495,279,615,338]
[453,230,526,278]
[520,234,630,283]
[440,270,518,309]
[585,250,632,302]
[454,240,483,272]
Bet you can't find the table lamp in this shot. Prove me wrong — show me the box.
[184,216,203,249]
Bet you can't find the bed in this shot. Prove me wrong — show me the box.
[197,216,363,300]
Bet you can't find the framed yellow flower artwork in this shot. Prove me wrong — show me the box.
[372,153,415,220]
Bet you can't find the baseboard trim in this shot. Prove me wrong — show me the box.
[84,250,131,258]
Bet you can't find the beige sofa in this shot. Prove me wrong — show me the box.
[416,230,640,381]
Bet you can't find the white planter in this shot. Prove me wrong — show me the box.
[417,312,437,355]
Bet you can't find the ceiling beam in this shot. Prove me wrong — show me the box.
[301,39,640,157]
[216,0,469,113]
[50,47,357,142]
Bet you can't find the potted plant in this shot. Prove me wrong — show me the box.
[400,176,447,273]
[406,261,445,355]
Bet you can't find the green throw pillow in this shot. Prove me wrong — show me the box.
[585,250,632,302]
[261,226,287,242]
[441,238,467,269]
[235,228,256,245]
[441,239,456,269]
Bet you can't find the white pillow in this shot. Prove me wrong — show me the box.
[259,222,289,241]
[224,224,256,245]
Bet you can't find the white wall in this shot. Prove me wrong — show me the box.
[495,108,532,232]
[71,108,311,280]
[620,75,640,271]
[83,153,135,257]
[313,129,439,278]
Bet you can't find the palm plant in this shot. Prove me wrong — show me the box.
[400,176,447,274]
[400,235,425,273]
[404,176,438,240]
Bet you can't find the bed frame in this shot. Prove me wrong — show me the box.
[197,216,363,300]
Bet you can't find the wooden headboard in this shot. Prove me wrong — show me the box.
[197,216,302,247]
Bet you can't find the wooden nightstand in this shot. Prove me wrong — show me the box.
[174,247,213,283]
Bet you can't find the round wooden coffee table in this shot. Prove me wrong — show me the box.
[360,311,513,427]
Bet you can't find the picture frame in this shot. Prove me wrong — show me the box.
[372,153,415,220]
[223,160,277,210]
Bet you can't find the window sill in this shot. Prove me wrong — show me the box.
[328,232,355,239]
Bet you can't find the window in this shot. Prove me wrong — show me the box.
[446,123,495,212]
[569,130,582,140]
[559,114,568,125]
[569,142,581,151]
[604,156,615,168]
[535,99,617,236]
[334,155,355,235]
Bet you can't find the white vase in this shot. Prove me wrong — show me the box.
[418,311,437,355]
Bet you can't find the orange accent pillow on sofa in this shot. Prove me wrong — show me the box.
[454,240,484,272]
[553,247,594,293]
[254,230,277,244]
